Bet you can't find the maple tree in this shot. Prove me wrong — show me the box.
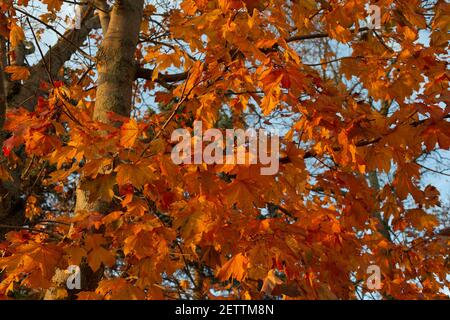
[0,0,449,300]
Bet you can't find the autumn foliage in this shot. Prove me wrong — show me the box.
[0,0,449,300]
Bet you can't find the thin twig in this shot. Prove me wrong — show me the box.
[26,18,54,86]
[15,6,95,62]
[0,224,62,239]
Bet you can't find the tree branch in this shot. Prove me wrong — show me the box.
[135,67,189,83]
[9,7,100,110]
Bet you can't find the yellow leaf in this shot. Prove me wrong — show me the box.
[261,269,283,295]
[123,230,160,259]
[65,247,87,266]
[407,209,439,230]
[9,23,24,48]
[43,0,63,11]
[5,65,30,81]
[120,119,139,148]
[216,253,249,282]
[223,180,260,212]
[87,246,115,272]
[0,164,12,182]
[25,195,42,220]
[44,287,68,300]
[180,0,197,15]
[96,278,145,300]
[126,199,148,216]
[82,174,116,202]
[85,235,115,272]
[77,292,103,300]
[115,162,155,188]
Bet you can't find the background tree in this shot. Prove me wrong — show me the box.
[0,0,449,300]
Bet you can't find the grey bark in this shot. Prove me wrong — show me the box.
[75,0,145,213]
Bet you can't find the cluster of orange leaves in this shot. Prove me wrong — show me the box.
[0,0,449,299]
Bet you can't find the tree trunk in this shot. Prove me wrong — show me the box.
[0,36,24,237]
[75,0,145,213]
[93,0,144,122]
[0,37,6,129]
[93,0,111,35]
